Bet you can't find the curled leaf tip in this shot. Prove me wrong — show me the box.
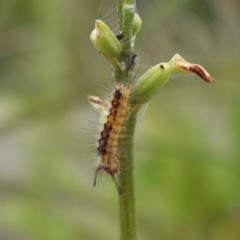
[187,64,216,83]
[88,95,110,111]
[170,54,216,83]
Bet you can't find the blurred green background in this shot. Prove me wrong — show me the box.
[0,0,240,239]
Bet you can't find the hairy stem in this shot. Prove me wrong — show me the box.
[115,0,135,83]
[118,109,138,240]
[121,5,135,52]
[117,0,123,30]
[117,0,137,240]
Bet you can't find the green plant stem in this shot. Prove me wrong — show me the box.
[118,0,135,30]
[115,0,135,82]
[121,5,135,52]
[117,0,123,30]
[118,109,138,240]
[116,0,137,240]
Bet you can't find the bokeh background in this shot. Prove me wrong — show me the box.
[0,0,240,239]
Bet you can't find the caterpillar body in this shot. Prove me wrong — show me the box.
[88,83,131,194]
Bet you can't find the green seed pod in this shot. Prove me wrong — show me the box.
[131,63,171,105]
[90,20,122,67]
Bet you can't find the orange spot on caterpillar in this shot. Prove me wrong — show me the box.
[110,108,118,116]
[112,99,120,108]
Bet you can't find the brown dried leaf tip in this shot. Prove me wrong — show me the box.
[170,54,216,83]
[88,95,110,112]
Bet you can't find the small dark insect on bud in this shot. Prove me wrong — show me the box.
[115,31,124,41]
[121,51,138,71]
[160,64,165,70]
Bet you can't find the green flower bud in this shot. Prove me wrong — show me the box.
[131,54,216,106]
[132,13,142,43]
[131,62,171,105]
[90,20,122,67]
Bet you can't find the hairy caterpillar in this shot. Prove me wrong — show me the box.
[88,83,131,194]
